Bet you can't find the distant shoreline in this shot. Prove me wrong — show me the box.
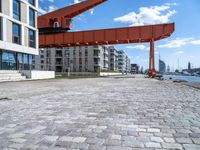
[162,75,200,90]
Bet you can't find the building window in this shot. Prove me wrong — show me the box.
[13,0,20,20]
[29,8,35,27]
[12,23,21,44]
[29,29,36,48]
[2,50,17,70]
[29,55,32,70]
[29,0,35,6]
[0,17,2,40]
[0,0,2,13]
[23,54,29,70]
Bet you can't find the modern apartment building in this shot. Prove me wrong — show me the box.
[117,50,131,73]
[33,45,109,74]
[126,56,131,73]
[0,0,38,70]
[108,46,118,71]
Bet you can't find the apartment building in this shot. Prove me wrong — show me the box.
[108,46,118,71]
[0,0,38,70]
[33,45,110,74]
[117,50,131,73]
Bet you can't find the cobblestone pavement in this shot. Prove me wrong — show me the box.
[0,75,200,150]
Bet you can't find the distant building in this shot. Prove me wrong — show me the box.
[159,59,166,74]
[131,64,139,74]
[108,46,118,71]
[188,62,191,70]
[167,65,170,72]
[126,56,131,73]
[117,50,131,73]
[33,45,110,74]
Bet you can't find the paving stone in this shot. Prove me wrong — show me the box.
[8,133,25,138]
[183,144,200,150]
[150,137,164,143]
[122,140,144,148]
[110,134,121,140]
[105,139,121,146]
[43,136,59,142]
[89,144,106,150]
[106,146,132,150]
[163,137,175,143]
[85,137,104,145]
[145,142,161,148]
[192,138,200,144]
[8,143,24,149]
[10,138,26,144]
[147,128,160,133]
[176,138,193,144]
[162,143,183,149]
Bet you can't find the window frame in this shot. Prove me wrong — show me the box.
[12,22,21,45]
[13,0,21,21]
[28,29,36,48]
[29,7,35,27]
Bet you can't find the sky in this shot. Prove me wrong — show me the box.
[39,0,200,71]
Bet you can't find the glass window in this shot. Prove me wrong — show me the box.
[0,50,2,70]
[0,17,2,40]
[29,55,32,70]
[29,0,35,6]
[29,29,36,48]
[29,8,35,27]
[13,0,20,20]
[23,54,28,70]
[0,0,2,13]
[12,23,21,44]
[2,50,17,70]
[17,53,23,70]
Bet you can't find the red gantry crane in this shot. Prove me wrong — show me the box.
[38,0,175,77]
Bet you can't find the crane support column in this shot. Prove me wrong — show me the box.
[148,38,156,77]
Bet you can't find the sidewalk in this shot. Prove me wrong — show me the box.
[0,76,200,149]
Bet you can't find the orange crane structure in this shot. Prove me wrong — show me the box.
[38,0,175,77]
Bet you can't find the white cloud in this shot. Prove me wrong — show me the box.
[38,7,47,15]
[40,0,54,2]
[114,3,176,26]
[90,9,94,15]
[190,40,200,45]
[157,37,200,49]
[126,45,149,51]
[73,0,83,4]
[173,51,184,55]
[157,38,194,49]
[48,5,58,12]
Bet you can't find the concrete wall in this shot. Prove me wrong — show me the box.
[2,0,10,16]
[6,20,12,43]
[100,72,123,76]
[22,70,55,80]
[21,2,27,24]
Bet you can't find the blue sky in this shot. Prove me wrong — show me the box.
[39,0,200,71]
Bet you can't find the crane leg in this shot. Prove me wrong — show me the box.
[148,39,156,78]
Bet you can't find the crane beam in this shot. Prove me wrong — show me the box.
[39,23,174,48]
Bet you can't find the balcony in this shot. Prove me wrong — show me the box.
[94,53,100,58]
[55,62,63,65]
[55,54,63,58]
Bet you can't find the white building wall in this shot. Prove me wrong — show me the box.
[0,0,39,55]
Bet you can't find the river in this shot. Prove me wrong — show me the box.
[163,75,200,84]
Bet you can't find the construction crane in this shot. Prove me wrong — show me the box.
[38,0,175,77]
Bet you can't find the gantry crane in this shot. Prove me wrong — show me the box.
[38,0,175,77]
